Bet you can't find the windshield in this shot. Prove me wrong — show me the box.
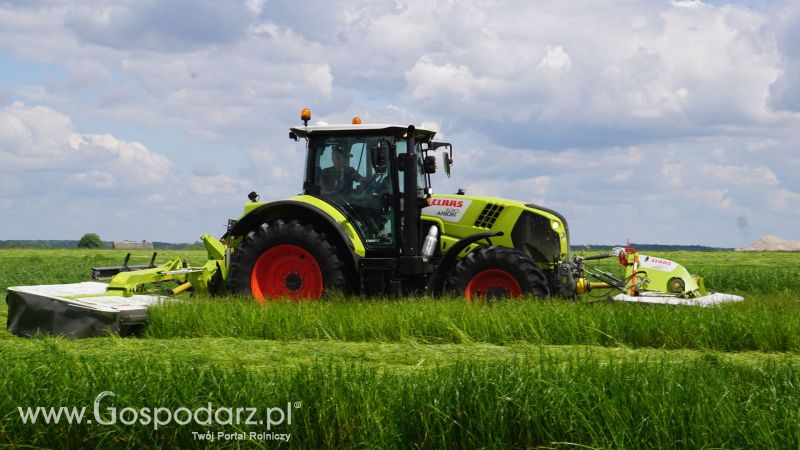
[309,136,396,250]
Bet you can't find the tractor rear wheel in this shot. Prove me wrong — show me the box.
[451,246,550,301]
[226,219,347,302]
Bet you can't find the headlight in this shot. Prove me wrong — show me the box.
[551,220,560,231]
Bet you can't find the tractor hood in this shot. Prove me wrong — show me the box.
[422,194,571,265]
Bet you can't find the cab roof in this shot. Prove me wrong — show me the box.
[290,124,437,141]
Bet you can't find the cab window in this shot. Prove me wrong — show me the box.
[310,136,395,250]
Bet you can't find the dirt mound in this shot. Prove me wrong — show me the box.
[736,235,800,252]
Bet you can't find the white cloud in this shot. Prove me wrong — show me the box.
[244,0,266,15]
[406,57,478,103]
[469,175,551,202]
[0,103,173,189]
[671,1,705,9]
[69,170,116,189]
[402,1,781,138]
[768,3,800,112]
[0,102,251,241]
[661,159,684,187]
[696,165,779,187]
[767,189,800,213]
[189,173,251,197]
[538,46,572,72]
[63,1,252,51]
[0,102,75,165]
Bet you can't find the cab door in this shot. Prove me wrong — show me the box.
[307,135,397,253]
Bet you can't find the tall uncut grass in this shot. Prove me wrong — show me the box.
[1,344,798,449]
[144,294,800,351]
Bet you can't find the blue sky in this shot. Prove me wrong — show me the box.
[0,0,798,246]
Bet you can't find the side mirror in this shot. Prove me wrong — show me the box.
[442,152,453,178]
[370,144,388,175]
[423,155,436,174]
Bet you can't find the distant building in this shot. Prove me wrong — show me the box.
[112,240,154,250]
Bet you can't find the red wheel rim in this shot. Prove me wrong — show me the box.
[465,269,522,301]
[250,244,323,302]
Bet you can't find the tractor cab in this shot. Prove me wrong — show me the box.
[290,123,445,257]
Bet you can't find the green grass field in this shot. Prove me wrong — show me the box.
[1,248,799,448]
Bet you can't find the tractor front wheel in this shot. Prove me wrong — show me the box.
[451,246,550,301]
[226,220,347,302]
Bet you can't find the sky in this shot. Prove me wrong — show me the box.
[0,0,798,247]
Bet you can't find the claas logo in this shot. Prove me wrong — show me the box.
[647,257,673,265]
[429,199,464,208]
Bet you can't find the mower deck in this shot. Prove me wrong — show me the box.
[612,291,744,307]
[6,282,165,338]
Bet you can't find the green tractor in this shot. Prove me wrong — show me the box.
[224,112,573,302]
[6,110,742,337]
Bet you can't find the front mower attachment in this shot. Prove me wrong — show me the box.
[6,282,165,337]
[5,234,228,338]
[576,246,745,307]
[611,291,744,307]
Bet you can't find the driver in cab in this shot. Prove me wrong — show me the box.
[320,145,368,195]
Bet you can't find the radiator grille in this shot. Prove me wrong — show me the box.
[474,203,504,229]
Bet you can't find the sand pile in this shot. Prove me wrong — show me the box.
[736,235,800,252]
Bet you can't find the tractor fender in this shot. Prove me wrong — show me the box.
[227,200,361,277]
[428,231,503,297]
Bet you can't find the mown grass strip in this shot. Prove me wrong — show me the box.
[4,336,799,373]
[140,294,800,351]
[0,342,797,449]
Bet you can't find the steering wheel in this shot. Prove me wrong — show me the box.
[354,173,384,196]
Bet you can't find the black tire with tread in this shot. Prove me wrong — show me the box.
[226,219,347,298]
[450,246,551,299]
